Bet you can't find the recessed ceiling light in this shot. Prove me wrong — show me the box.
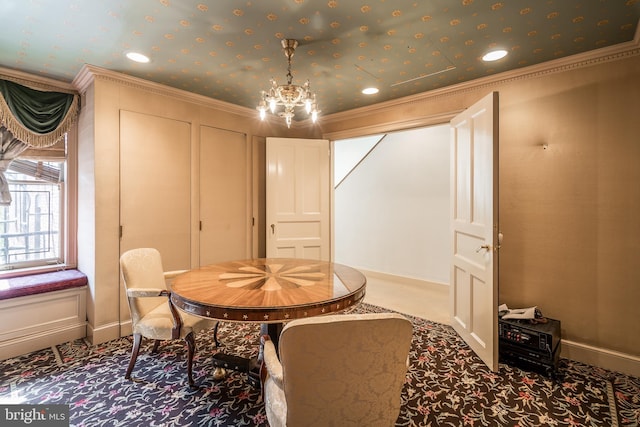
[482,49,508,62]
[125,51,151,63]
[362,87,379,95]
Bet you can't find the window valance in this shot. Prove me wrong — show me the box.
[0,78,79,148]
[0,77,78,205]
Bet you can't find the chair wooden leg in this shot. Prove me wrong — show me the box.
[125,333,142,380]
[151,340,160,353]
[185,332,196,388]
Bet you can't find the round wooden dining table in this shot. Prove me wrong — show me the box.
[170,257,367,324]
[169,258,367,384]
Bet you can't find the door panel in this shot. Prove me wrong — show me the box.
[450,92,499,371]
[119,111,191,323]
[199,126,248,265]
[119,110,191,269]
[266,137,330,260]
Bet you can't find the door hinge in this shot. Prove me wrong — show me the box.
[119,225,123,238]
[199,221,202,231]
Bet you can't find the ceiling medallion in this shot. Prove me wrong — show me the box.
[257,39,320,128]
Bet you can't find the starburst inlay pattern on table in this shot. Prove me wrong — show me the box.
[218,262,325,291]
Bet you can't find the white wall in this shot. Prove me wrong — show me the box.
[334,134,381,185]
[334,124,451,284]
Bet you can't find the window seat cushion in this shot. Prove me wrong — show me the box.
[0,270,88,300]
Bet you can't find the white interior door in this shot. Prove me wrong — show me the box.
[266,137,330,260]
[199,126,248,265]
[449,92,499,371]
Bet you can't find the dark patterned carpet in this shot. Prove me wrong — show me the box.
[1,303,638,426]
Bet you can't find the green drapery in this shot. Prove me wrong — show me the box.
[0,78,79,148]
[0,126,28,205]
[0,78,79,204]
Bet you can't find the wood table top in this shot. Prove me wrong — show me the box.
[170,258,367,323]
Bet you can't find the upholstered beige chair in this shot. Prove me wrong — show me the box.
[120,248,218,388]
[260,312,413,427]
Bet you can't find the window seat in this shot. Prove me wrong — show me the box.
[0,270,88,360]
[0,269,88,300]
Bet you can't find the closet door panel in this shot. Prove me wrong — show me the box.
[199,126,248,265]
[120,111,191,271]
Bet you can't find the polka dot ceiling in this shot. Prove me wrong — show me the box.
[0,0,638,117]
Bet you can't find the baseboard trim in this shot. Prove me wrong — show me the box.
[120,320,132,337]
[87,321,121,345]
[0,324,86,360]
[358,268,449,289]
[561,339,640,378]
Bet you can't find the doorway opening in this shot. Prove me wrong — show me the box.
[333,124,450,322]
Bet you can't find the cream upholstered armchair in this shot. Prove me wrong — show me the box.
[260,312,413,427]
[120,248,218,388]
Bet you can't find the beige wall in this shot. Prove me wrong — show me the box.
[499,58,639,358]
[320,53,640,359]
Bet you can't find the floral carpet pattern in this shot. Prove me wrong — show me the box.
[1,304,638,426]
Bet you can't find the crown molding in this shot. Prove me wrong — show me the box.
[321,111,463,141]
[320,27,640,128]
[72,64,264,120]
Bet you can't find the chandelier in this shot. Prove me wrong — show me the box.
[257,39,319,128]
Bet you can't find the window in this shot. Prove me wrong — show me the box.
[0,76,79,275]
[0,160,64,270]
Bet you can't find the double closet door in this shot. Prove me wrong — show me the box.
[119,111,248,321]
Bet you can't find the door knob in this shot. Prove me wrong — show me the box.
[476,244,490,253]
